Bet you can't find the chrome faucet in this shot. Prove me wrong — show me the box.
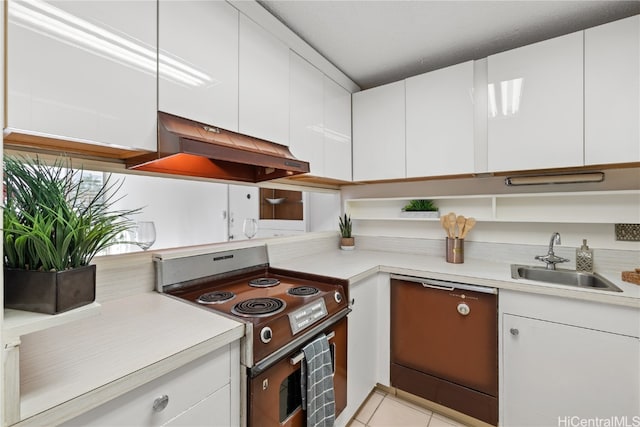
[535,232,569,270]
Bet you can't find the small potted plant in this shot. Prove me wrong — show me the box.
[338,213,354,250]
[400,199,439,218]
[3,155,140,314]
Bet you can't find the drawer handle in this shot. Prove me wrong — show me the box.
[510,328,519,336]
[153,395,169,412]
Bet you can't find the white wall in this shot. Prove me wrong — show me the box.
[109,173,229,250]
[307,191,341,232]
[107,176,341,250]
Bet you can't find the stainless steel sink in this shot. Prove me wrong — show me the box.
[510,264,623,292]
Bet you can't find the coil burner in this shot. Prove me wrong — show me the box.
[196,291,236,304]
[248,278,281,288]
[287,286,320,297]
[232,297,286,317]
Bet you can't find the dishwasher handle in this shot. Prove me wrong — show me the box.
[420,279,455,291]
[390,274,497,295]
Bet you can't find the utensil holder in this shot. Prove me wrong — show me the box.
[446,237,464,264]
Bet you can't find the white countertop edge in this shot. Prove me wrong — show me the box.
[3,302,102,345]
[379,266,640,308]
[152,231,337,260]
[15,325,245,427]
[271,248,640,309]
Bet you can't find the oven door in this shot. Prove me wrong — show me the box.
[248,317,347,427]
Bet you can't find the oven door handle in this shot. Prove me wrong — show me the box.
[289,331,335,366]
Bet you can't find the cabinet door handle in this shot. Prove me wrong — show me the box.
[350,298,355,306]
[510,328,519,336]
[152,395,169,412]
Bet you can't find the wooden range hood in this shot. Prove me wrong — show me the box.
[126,112,310,183]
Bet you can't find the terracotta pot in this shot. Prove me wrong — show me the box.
[4,265,96,314]
[340,237,355,251]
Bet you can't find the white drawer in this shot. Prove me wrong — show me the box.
[62,345,231,426]
[163,384,231,427]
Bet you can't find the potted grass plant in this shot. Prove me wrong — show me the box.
[400,199,439,218]
[338,213,354,250]
[3,155,140,314]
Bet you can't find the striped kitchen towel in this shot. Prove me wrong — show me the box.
[301,334,335,427]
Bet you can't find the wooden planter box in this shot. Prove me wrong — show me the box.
[4,265,96,314]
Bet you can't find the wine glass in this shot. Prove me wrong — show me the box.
[132,221,156,250]
[242,218,258,239]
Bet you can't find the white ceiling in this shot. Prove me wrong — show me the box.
[258,1,640,89]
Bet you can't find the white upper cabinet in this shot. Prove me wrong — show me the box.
[288,53,352,181]
[353,81,406,181]
[487,32,584,172]
[585,15,640,165]
[289,52,324,174]
[406,61,475,178]
[6,0,157,151]
[323,76,352,181]
[239,14,290,145]
[158,0,238,131]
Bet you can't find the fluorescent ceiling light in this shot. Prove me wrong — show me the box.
[505,172,605,186]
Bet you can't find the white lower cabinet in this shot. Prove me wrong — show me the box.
[163,385,230,427]
[346,276,378,414]
[337,274,390,425]
[62,343,239,426]
[501,291,640,427]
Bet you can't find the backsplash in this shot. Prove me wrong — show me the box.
[615,223,640,241]
[89,231,639,304]
[267,232,339,264]
[354,235,640,272]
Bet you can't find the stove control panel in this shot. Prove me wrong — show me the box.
[288,299,328,335]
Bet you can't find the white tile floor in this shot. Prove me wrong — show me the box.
[347,390,470,427]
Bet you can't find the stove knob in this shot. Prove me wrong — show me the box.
[260,327,273,344]
[334,291,343,304]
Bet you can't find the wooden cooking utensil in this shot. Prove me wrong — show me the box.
[461,217,476,238]
[440,215,451,237]
[456,215,466,238]
[447,212,457,238]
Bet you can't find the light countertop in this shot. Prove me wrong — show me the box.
[270,248,640,308]
[9,235,638,425]
[14,292,244,426]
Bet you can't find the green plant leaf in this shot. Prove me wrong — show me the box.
[402,199,438,212]
[3,155,141,271]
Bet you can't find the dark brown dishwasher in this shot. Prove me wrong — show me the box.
[390,275,498,425]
